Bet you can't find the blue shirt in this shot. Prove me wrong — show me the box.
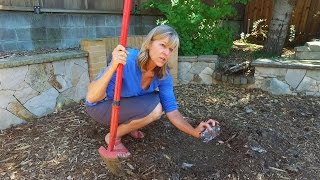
[87,48,178,113]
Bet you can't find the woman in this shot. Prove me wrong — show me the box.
[86,25,218,158]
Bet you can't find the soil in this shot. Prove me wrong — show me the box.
[1,45,318,180]
[1,84,319,180]
[0,48,80,59]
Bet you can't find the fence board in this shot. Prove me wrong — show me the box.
[64,0,86,10]
[245,0,320,45]
[300,0,311,34]
[0,0,10,6]
[0,0,132,11]
[291,0,303,30]
[311,0,320,38]
[306,0,320,40]
[42,0,64,9]
[86,0,125,11]
[0,0,34,6]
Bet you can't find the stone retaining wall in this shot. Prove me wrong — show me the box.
[295,41,320,60]
[0,51,89,129]
[252,58,320,96]
[178,56,218,85]
[214,72,255,85]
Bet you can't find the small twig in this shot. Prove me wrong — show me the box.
[279,176,290,180]
[14,144,31,151]
[143,168,155,177]
[225,133,238,143]
[141,164,155,176]
[235,114,247,119]
[97,174,107,178]
[269,166,287,173]
[45,127,60,134]
[0,155,17,163]
[20,159,32,166]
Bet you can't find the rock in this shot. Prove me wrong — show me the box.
[181,162,194,170]
[0,108,26,130]
[24,88,59,117]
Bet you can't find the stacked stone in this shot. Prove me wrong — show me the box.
[178,55,218,85]
[0,51,89,129]
[295,41,320,60]
[252,40,320,96]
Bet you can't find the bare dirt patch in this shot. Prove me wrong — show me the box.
[1,84,319,180]
[0,48,80,60]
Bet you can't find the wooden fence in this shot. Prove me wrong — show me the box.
[2,0,319,45]
[245,0,320,45]
[0,0,152,14]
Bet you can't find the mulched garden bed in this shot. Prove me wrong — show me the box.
[0,48,80,60]
[1,84,319,179]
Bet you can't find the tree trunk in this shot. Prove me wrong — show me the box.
[263,0,296,56]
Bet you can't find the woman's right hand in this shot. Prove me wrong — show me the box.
[111,45,129,70]
[195,119,219,135]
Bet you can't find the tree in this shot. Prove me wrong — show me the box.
[263,0,296,56]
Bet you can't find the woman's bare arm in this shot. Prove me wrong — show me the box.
[166,110,219,138]
[86,66,117,103]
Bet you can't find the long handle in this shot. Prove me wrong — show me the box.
[107,0,132,151]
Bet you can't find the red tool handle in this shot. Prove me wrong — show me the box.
[107,0,132,151]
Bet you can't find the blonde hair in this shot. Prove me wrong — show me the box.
[138,25,179,79]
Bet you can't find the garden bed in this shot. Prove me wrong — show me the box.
[1,84,319,179]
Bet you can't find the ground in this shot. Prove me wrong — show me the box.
[0,48,80,59]
[1,84,319,180]
[1,45,319,179]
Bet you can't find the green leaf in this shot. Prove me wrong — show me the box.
[143,0,250,56]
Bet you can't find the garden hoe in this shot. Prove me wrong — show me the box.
[98,0,132,176]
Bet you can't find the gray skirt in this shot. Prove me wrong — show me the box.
[85,91,160,126]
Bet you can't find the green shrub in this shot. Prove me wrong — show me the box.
[144,0,249,56]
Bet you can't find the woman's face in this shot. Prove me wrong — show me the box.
[148,37,174,67]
